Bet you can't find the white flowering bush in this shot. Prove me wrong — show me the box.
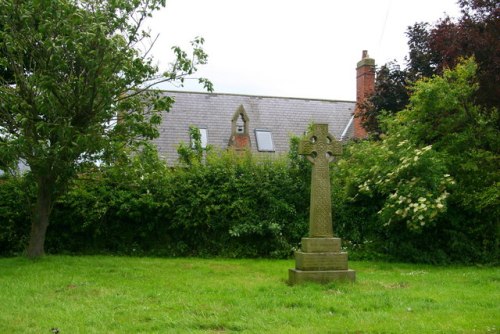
[363,142,454,230]
[333,59,498,264]
[338,135,454,232]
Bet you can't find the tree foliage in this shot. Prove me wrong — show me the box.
[177,125,211,166]
[335,59,498,263]
[401,59,499,220]
[406,22,441,79]
[358,62,409,136]
[431,0,499,108]
[353,0,499,261]
[360,0,499,133]
[0,0,211,258]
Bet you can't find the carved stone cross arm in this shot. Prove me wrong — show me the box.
[298,123,342,238]
[299,124,342,164]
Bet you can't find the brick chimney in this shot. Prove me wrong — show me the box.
[354,50,375,139]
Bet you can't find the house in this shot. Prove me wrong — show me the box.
[0,52,374,175]
[153,51,375,165]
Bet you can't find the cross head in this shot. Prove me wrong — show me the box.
[299,123,342,164]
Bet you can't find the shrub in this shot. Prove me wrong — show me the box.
[332,59,499,264]
[0,175,33,255]
[162,149,308,257]
[0,145,310,258]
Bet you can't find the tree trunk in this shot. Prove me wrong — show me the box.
[26,176,53,259]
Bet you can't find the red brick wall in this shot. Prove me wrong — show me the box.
[354,50,375,139]
[229,134,251,152]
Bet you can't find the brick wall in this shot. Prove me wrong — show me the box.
[354,50,375,139]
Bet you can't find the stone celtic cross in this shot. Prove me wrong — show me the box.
[299,123,342,238]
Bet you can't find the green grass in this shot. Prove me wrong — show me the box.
[0,256,498,333]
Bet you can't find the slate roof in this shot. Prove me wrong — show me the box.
[153,91,356,165]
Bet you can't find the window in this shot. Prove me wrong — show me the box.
[191,127,208,149]
[255,129,274,152]
[236,114,245,134]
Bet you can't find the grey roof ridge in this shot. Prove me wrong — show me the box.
[159,89,355,104]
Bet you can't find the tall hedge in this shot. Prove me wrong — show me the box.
[1,146,310,258]
[0,176,32,255]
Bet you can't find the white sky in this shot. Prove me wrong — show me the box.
[148,0,461,101]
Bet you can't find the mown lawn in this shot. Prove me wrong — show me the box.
[0,256,498,333]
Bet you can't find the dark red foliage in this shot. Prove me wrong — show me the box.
[362,0,499,136]
[430,0,499,108]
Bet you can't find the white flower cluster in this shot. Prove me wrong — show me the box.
[354,140,455,231]
[383,176,452,230]
[394,145,432,174]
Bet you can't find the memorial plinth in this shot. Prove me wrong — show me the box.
[289,237,355,284]
[288,124,355,285]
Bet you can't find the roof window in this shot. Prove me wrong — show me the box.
[255,129,275,152]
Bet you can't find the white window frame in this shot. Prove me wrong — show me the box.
[255,129,275,152]
[191,127,208,149]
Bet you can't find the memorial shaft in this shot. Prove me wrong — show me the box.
[298,123,342,237]
[309,153,333,237]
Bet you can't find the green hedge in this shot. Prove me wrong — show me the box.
[0,147,310,258]
[0,176,32,255]
[1,123,497,263]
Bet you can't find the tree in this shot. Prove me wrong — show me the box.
[430,0,499,108]
[361,0,499,135]
[334,58,498,263]
[0,0,211,258]
[402,58,498,223]
[406,22,441,79]
[358,62,409,136]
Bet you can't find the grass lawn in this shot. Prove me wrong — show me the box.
[0,256,498,333]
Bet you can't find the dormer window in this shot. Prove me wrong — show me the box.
[231,105,249,135]
[228,105,251,151]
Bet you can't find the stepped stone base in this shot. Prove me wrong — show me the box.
[288,237,355,285]
[301,237,341,252]
[289,268,356,284]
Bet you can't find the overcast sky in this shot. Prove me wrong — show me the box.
[148,0,461,101]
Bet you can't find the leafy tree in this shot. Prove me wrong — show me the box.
[0,0,211,258]
[430,0,499,109]
[402,58,498,223]
[361,0,499,134]
[335,58,498,263]
[406,22,441,79]
[0,22,13,85]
